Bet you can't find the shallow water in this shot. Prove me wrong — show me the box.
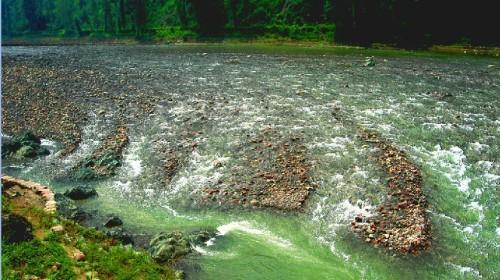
[2,45,499,279]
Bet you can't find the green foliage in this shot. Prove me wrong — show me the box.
[2,0,336,42]
[2,239,76,280]
[83,243,177,280]
[154,26,197,40]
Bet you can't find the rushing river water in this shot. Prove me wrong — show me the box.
[2,45,499,279]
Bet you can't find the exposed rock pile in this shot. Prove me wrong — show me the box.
[352,130,431,255]
[201,129,314,211]
[73,126,129,179]
[2,59,83,156]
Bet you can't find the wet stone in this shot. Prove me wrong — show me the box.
[64,186,97,200]
[104,216,123,228]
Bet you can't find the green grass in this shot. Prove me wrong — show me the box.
[2,199,177,280]
[2,239,76,280]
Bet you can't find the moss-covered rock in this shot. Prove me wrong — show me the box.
[64,186,97,200]
[148,230,215,263]
[2,130,50,159]
[149,232,192,263]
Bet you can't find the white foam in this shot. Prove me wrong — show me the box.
[216,221,293,249]
[113,180,132,193]
[468,202,485,223]
[422,123,454,130]
[169,151,224,195]
[422,145,470,193]
[40,139,57,149]
[308,137,352,150]
[469,142,489,153]
[192,245,214,256]
[449,263,482,278]
[122,138,144,178]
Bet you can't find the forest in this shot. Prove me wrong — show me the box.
[2,0,499,47]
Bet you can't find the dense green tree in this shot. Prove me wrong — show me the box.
[132,0,147,34]
[1,0,498,46]
[23,0,45,31]
[189,0,226,36]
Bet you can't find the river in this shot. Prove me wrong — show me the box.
[2,45,498,279]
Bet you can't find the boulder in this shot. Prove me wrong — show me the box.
[69,209,93,223]
[16,130,41,146]
[16,145,37,158]
[104,228,134,245]
[149,232,192,263]
[2,214,34,244]
[104,216,123,228]
[54,193,78,217]
[72,249,86,261]
[51,225,64,233]
[1,131,50,159]
[64,186,97,200]
[188,230,215,245]
[1,138,22,158]
[363,57,375,67]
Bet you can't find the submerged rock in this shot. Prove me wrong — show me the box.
[54,193,78,217]
[69,209,93,223]
[188,230,216,245]
[64,186,98,200]
[104,228,134,245]
[104,216,123,228]
[2,214,34,244]
[363,56,375,67]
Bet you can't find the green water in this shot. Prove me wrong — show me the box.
[2,45,498,279]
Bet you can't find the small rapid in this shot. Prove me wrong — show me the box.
[2,45,498,279]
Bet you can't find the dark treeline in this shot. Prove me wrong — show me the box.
[2,0,498,47]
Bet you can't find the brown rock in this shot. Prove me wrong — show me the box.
[72,249,85,261]
[51,225,64,233]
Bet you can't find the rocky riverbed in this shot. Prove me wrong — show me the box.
[2,45,498,280]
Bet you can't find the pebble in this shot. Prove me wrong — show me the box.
[72,249,85,261]
[51,225,64,233]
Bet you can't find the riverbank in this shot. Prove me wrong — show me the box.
[1,176,178,280]
[2,36,499,58]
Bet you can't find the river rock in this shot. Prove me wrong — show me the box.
[2,214,34,244]
[188,230,216,245]
[72,249,85,261]
[69,209,93,223]
[2,131,50,159]
[54,193,78,217]
[104,216,123,228]
[149,232,192,263]
[104,228,134,245]
[51,225,64,233]
[15,145,37,158]
[64,186,97,200]
[363,56,375,67]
